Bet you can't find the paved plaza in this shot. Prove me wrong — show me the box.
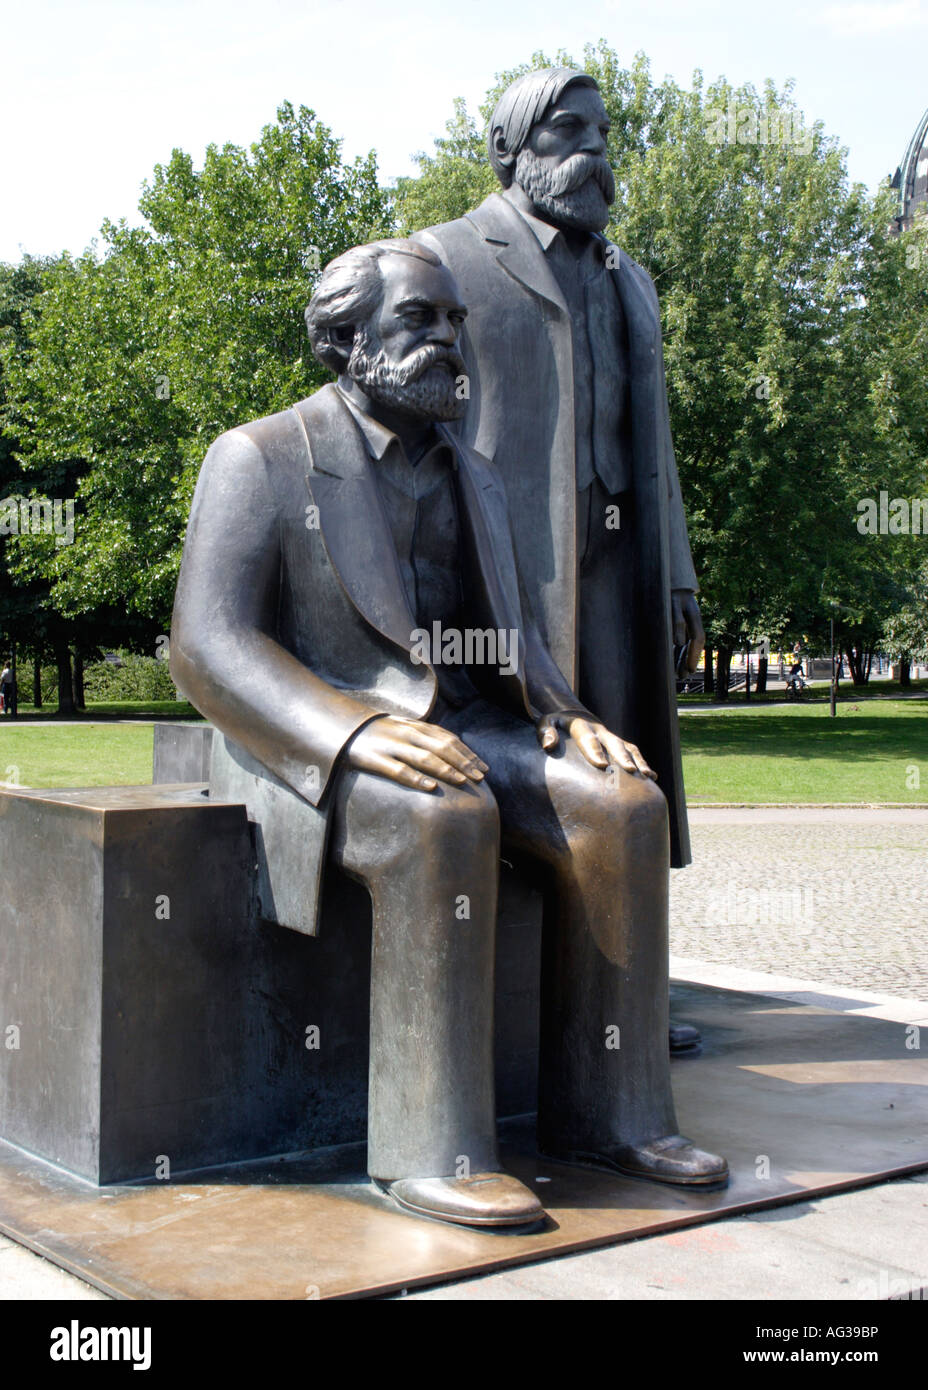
[671,808,928,998]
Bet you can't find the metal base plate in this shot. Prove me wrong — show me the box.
[1,983,926,1300]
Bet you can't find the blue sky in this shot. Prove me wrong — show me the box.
[3,0,927,263]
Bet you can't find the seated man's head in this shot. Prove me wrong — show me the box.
[488,68,615,233]
[305,240,468,421]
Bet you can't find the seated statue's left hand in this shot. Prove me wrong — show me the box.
[536,713,657,779]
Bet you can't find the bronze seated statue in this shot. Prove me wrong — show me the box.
[170,238,728,1229]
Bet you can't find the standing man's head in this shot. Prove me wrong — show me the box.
[305,239,468,422]
[488,67,615,233]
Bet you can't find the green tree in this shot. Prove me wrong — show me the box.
[1,102,392,630]
[0,255,102,712]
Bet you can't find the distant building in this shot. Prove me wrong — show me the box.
[891,107,928,231]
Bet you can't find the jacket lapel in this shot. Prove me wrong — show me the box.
[438,425,527,693]
[291,385,419,657]
[466,194,568,317]
[613,254,661,375]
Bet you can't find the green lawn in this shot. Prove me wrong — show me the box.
[0,698,925,802]
[678,677,928,706]
[9,699,201,720]
[679,699,928,803]
[0,723,157,788]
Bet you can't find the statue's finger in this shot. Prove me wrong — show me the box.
[537,715,560,751]
[601,731,638,772]
[624,741,657,779]
[577,729,609,768]
[373,753,437,792]
[400,746,470,786]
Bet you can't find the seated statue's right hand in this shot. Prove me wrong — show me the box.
[345,716,489,793]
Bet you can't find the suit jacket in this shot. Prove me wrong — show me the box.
[170,382,591,935]
[415,192,694,865]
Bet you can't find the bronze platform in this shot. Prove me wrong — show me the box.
[1,982,926,1300]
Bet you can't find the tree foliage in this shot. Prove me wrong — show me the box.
[1,102,391,627]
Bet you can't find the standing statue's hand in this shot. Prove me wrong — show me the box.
[346,715,488,792]
[536,713,657,779]
[671,590,705,673]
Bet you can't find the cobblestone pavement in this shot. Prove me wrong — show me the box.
[671,808,928,998]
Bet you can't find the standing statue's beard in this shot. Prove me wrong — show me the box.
[514,147,616,232]
[347,328,467,421]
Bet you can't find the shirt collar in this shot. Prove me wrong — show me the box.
[517,203,562,251]
[337,385,395,460]
[336,384,455,468]
[512,201,608,263]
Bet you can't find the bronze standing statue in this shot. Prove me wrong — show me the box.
[170,239,728,1229]
[414,67,706,1053]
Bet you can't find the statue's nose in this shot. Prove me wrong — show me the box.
[431,313,458,346]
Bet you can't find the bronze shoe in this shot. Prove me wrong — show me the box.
[375,1172,546,1228]
[542,1134,729,1190]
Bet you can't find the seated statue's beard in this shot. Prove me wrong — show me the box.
[514,147,615,233]
[347,332,467,421]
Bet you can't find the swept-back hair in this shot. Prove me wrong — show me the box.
[488,67,599,187]
[305,239,441,372]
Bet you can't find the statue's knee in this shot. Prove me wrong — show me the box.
[605,772,669,851]
[557,758,668,847]
[402,776,500,851]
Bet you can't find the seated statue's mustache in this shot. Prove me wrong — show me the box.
[396,343,467,384]
[347,333,468,421]
[349,335,466,388]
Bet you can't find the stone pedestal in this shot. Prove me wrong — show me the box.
[0,784,378,1182]
[0,736,543,1184]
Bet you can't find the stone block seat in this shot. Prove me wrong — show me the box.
[0,723,542,1183]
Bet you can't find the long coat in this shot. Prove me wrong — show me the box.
[170,382,593,935]
[415,193,696,866]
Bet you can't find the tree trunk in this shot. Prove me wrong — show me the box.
[33,654,42,709]
[846,644,868,686]
[7,643,17,717]
[899,656,911,688]
[756,656,768,693]
[703,644,714,694]
[55,642,75,715]
[715,644,733,701]
[73,651,85,710]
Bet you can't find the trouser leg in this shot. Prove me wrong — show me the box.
[328,764,501,1182]
[444,703,678,1152]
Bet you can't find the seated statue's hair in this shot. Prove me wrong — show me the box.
[488,67,598,187]
[305,239,441,372]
